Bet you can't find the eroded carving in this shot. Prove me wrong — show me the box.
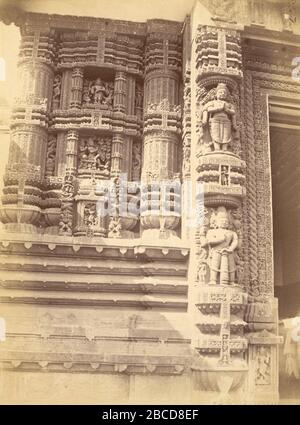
[82,78,114,108]
[78,137,111,174]
[200,207,239,286]
[52,75,61,109]
[45,136,57,177]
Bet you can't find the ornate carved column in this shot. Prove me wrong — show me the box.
[113,71,127,113]
[110,134,124,177]
[140,25,182,240]
[0,26,57,233]
[188,17,282,403]
[188,24,248,402]
[70,68,84,109]
[59,130,78,236]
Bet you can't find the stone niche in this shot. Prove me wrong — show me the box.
[82,68,114,110]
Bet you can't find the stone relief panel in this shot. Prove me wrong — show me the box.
[82,78,114,109]
[131,141,142,181]
[135,83,143,118]
[78,136,111,176]
[255,346,271,385]
[196,206,244,287]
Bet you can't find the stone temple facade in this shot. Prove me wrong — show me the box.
[0,0,299,404]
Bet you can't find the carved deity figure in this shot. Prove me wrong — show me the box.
[105,83,114,108]
[90,78,107,104]
[135,85,143,109]
[79,138,98,169]
[202,207,238,285]
[202,83,237,151]
[79,137,111,172]
[83,78,114,108]
[52,75,61,109]
[95,143,109,171]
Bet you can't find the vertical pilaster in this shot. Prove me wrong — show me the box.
[59,130,78,236]
[70,67,84,109]
[111,133,124,177]
[0,26,57,233]
[187,10,282,402]
[189,21,248,402]
[113,71,127,113]
[140,25,182,240]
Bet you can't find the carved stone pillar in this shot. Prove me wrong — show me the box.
[188,22,248,402]
[0,26,57,233]
[59,130,78,236]
[187,16,281,403]
[70,68,84,109]
[140,27,182,240]
[110,133,124,177]
[113,71,127,113]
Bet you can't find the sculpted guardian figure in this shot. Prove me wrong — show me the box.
[202,83,237,151]
[202,207,238,285]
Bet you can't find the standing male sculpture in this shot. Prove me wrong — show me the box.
[202,207,238,285]
[202,83,237,152]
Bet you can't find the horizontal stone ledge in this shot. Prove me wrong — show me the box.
[0,280,188,295]
[0,237,190,261]
[0,263,188,277]
[3,334,191,344]
[0,360,189,375]
[0,296,188,310]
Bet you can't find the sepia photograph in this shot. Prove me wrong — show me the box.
[0,0,299,409]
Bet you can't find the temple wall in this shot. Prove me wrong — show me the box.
[0,0,300,404]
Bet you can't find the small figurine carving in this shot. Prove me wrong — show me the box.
[45,136,57,177]
[52,75,61,109]
[135,85,143,109]
[202,207,238,285]
[132,142,142,180]
[220,165,229,186]
[82,81,92,105]
[84,203,98,228]
[255,346,271,385]
[90,78,106,103]
[202,83,237,152]
[196,245,208,284]
[105,82,114,108]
